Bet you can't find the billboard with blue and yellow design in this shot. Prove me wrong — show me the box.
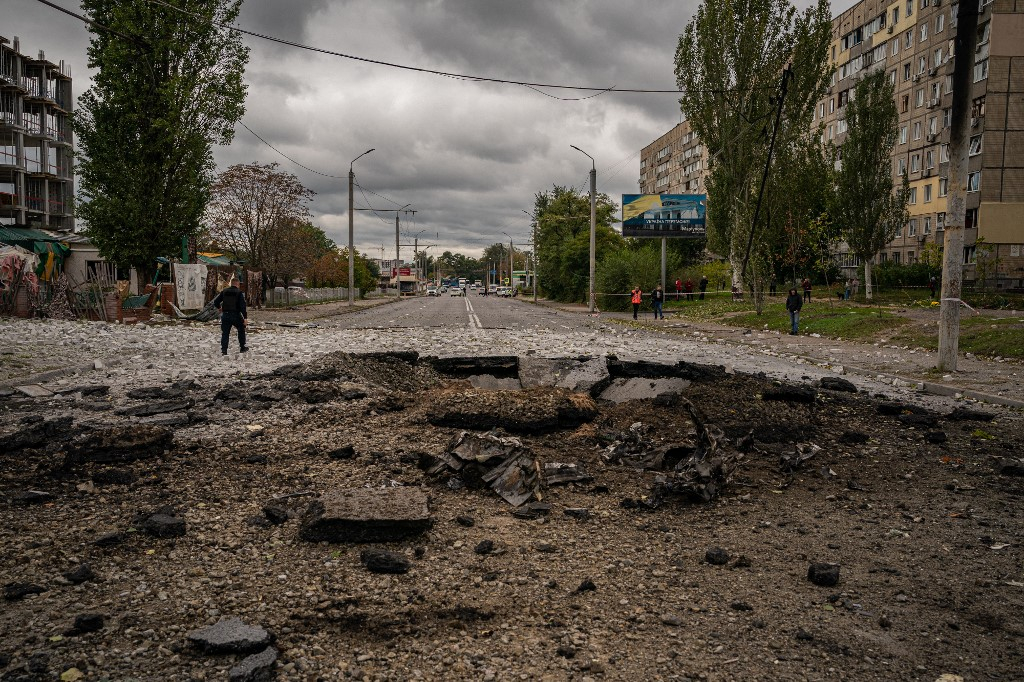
[622,194,706,238]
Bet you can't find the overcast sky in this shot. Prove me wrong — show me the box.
[7,0,856,259]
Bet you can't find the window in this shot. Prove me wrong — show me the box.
[936,14,945,33]
[940,143,949,162]
[973,59,988,82]
[969,134,982,155]
[896,223,903,237]
[924,216,932,234]
[939,177,948,196]
[905,30,914,50]
[838,89,849,108]
[892,38,900,56]
[837,118,848,134]
[966,207,977,229]
[902,94,910,112]
[913,121,922,140]
[971,96,986,118]
[918,56,927,75]
[893,7,900,24]
[934,48,943,68]
[943,108,952,128]
[916,89,925,107]
[928,116,937,135]
[898,157,907,175]
[906,0,913,16]
[911,153,921,172]
[967,171,980,192]
[937,212,945,228]
[903,63,912,81]
[963,246,975,264]
[908,251,916,264]
[920,23,928,42]
[909,218,918,234]
[920,0,929,8]
[900,125,909,144]
[893,251,902,264]
[924,184,932,202]
[819,103,825,119]
[926,150,935,168]
[930,82,940,100]
[829,124,834,140]
[889,69,897,85]
[951,3,959,27]
[944,75,953,93]
[830,98,835,113]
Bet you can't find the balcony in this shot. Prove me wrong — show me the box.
[25,194,44,211]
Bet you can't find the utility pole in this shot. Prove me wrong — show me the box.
[348,148,374,305]
[938,0,980,372]
[571,145,597,312]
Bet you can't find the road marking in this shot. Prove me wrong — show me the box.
[465,297,482,329]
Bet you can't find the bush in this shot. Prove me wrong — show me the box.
[873,260,935,289]
[597,248,679,312]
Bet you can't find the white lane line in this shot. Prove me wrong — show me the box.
[465,297,482,328]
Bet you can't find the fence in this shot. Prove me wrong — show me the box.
[265,286,349,308]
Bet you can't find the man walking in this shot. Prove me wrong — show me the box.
[213,276,248,355]
[631,285,642,320]
[698,275,708,301]
[801,277,812,303]
[786,287,803,336]
[651,284,665,320]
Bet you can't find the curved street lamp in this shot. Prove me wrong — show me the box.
[570,145,597,313]
[348,148,375,305]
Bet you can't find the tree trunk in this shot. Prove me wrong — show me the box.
[863,259,873,301]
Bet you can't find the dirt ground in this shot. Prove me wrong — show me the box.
[1,352,1022,681]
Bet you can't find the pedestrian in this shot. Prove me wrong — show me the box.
[929,275,937,300]
[651,284,665,320]
[684,278,694,301]
[675,278,682,301]
[213,276,248,355]
[844,278,852,301]
[769,277,777,297]
[786,287,803,335]
[631,285,643,320]
[698,275,708,300]
[801,277,812,303]
[852,276,859,298]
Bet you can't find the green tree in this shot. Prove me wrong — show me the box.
[597,245,680,312]
[829,68,910,301]
[76,0,248,283]
[532,185,622,303]
[674,0,832,310]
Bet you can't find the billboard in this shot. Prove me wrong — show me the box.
[621,194,707,238]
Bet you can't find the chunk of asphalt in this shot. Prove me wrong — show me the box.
[186,617,272,654]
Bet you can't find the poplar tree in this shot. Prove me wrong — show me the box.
[829,68,910,301]
[674,0,832,308]
[75,0,248,282]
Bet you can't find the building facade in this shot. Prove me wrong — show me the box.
[640,0,1024,287]
[0,35,74,230]
[638,120,707,196]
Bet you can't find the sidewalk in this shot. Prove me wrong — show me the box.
[530,297,1024,407]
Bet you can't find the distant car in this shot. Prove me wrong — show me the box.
[439,286,448,294]
[488,285,497,294]
[450,286,464,296]
[426,286,439,296]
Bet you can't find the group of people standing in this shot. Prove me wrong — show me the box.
[630,275,709,320]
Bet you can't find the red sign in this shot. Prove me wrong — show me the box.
[399,267,411,276]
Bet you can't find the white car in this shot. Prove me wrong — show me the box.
[426,286,439,296]
[450,286,464,296]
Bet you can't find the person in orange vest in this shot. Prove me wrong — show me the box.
[631,285,642,320]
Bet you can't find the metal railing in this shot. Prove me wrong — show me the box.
[265,286,350,307]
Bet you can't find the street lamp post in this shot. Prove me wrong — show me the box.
[395,204,411,297]
[570,145,596,313]
[501,231,514,292]
[348,148,374,305]
[523,210,538,303]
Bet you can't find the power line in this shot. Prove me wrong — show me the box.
[134,0,758,97]
[239,122,344,178]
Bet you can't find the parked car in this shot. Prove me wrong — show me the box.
[488,285,497,294]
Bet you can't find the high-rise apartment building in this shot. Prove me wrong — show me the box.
[639,0,1024,287]
[639,120,707,196]
[0,35,74,230]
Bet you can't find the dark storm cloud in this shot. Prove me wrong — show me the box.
[7,0,854,257]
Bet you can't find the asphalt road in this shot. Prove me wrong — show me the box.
[325,291,590,333]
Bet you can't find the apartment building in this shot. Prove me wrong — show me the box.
[0,35,74,230]
[638,120,707,196]
[641,0,1024,287]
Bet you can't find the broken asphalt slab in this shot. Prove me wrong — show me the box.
[299,487,433,543]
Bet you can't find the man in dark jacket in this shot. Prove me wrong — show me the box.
[786,288,803,335]
[213,276,248,355]
[651,284,665,320]
[698,275,708,300]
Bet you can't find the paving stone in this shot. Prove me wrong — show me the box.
[299,487,433,543]
[187,617,271,654]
